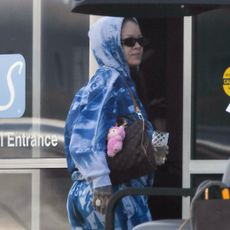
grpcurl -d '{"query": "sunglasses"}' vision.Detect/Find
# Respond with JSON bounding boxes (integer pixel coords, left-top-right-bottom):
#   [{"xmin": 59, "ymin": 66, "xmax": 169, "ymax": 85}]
[{"xmin": 121, "ymin": 37, "xmax": 145, "ymax": 47}]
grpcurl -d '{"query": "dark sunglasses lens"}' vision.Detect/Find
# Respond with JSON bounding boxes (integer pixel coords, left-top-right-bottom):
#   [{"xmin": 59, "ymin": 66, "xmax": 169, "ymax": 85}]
[
  {"xmin": 124, "ymin": 38, "xmax": 136, "ymax": 47},
  {"xmin": 122, "ymin": 37, "xmax": 144, "ymax": 47},
  {"xmin": 137, "ymin": 37, "xmax": 144, "ymax": 46}
]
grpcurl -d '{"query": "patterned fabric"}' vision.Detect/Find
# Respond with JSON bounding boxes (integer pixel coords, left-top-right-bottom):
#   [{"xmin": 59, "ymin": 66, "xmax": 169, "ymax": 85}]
[
  {"xmin": 64, "ymin": 16, "xmax": 155, "ymax": 230},
  {"xmin": 67, "ymin": 176, "xmax": 153, "ymax": 230}
]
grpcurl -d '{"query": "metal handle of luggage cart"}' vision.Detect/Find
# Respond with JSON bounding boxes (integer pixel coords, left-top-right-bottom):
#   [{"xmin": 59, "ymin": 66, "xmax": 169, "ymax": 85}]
[{"xmin": 105, "ymin": 187, "xmax": 195, "ymax": 230}]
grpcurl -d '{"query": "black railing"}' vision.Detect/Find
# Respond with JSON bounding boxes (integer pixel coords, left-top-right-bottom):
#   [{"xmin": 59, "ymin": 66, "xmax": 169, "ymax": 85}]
[{"xmin": 105, "ymin": 187, "xmax": 195, "ymax": 230}]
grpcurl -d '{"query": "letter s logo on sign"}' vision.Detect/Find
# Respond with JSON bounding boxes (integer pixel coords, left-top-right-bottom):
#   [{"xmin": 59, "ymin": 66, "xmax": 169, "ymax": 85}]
[{"xmin": 0, "ymin": 54, "xmax": 25, "ymax": 118}]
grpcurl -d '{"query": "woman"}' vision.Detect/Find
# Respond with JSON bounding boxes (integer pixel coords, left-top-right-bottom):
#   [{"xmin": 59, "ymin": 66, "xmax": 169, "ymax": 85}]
[{"xmin": 64, "ymin": 17, "xmax": 162, "ymax": 230}]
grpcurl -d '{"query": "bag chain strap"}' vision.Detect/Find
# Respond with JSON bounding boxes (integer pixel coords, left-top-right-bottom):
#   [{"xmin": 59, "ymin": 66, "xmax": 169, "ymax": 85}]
[
  {"xmin": 121, "ymin": 78, "xmax": 143, "ymax": 120},
  {"xmin": 122, "ymin": 78, "xmax": 151, "ymax": 162}
]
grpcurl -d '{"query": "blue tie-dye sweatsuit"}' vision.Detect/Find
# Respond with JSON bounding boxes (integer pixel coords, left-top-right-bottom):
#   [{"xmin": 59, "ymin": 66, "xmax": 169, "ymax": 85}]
[{"xmin": 64, "ymin": 17, "xmax": 155, "ymax": 230}]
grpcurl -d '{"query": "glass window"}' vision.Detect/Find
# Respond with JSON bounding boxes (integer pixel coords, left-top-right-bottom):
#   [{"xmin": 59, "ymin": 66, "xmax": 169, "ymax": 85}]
[
  {"xmin": 40, "ymin": 169, "xmax": 71, "ymax": 230},
  {"xmin": 41, "ymin": 0, "xmax": 89, "ymax": 121},
  {"xmin": 0, "ymin": 0, "xmax": 89, "ymax": 159},
  {"xmin": 0, "ymin": 169, "xmax": 71, "ymax": 229},
  {"xmin": 0, "ymin": 173, "xmax": 32, "ymax": 229},
  {"xmin": 191, "ymin": 174, "xmax": 222, "ymax": 188},
  {"xmin": 0, "ymin": 1, "xmax": 85, "ymax": 229},
  {"xmin": 193, "ymin": 8, "xmax": 230, "ymax": 159},
  {"xmin": 0, "ymin": 1, "xmax": 33, "ymax": 159},
  {"xmin": 0, "ymin": 0, "xmax": 32, "ymax": 117},
  {"xmin": 0, "ymin": 118, "xmax": 65, "ymax": 158}
]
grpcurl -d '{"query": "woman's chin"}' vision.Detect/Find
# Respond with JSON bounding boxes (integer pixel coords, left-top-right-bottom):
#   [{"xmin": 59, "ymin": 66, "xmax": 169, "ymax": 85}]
[{"xmin": 128, "ymin": 60, "xmax": 142, "ymax": 67}]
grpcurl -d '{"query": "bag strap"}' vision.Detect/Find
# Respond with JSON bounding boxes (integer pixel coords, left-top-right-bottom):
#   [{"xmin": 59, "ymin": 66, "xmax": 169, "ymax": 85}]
[
  {"xmin": 122, "ymin": 78, "xmax": 143, "ymax": 119},
  {"xmin": 121, "ymin": 78, "xmax": 152, "ymax": 163}
]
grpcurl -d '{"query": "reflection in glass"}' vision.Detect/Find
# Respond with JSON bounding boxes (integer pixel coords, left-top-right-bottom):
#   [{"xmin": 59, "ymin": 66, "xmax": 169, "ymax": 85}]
[
  {"xmin": 0, "ymin": 170, "xmax": 71, "ymax": 230},
  {"xmin": 0, "ymin": 173, "xmax": 31, "ymax": 229},
  {"xmin": 41, "ymin": 0, "xmax": 89, "ymax": 120},
  {"xmin": 0, "ymin": 118, "xmax": 64, "ymax": 158},
  {"xmin": 40, "ymin": 169, "xmax": 71, "ymax": 230},
  {"xmin": 192, "ymin": 174, "xmax": 222, "ymax": 188},
  {"xmin": 193, "ymin": 9, "xmax": 230, "ymax": 159}
]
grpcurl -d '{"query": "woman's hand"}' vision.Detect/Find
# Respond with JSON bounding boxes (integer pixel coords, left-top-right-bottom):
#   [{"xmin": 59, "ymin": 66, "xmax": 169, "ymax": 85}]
[
  {"xmin": 92, "ymin": 185, "xmax": 112, "ymax": 214},
  {"xmin": 153, "ymin": 145, "xmax": 169, "ymax": 165}
]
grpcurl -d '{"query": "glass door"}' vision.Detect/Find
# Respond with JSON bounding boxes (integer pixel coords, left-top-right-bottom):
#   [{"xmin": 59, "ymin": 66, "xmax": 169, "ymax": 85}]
[
  {"xmin": 182, "ymin": 8, "xmax": 230, "ymax": 217},
  {"xmin": 0, "ymin": 0, "xmax": 89, "ymax": 229}
]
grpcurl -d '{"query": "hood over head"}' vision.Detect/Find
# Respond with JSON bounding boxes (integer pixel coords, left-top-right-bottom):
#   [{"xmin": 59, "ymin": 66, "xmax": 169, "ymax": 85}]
[{"xmin": 88, "ymin": 17, "xmax": 130, "ymax": 75}]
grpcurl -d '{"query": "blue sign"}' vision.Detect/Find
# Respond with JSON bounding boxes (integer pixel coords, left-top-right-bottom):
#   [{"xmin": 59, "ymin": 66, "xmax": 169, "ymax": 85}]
[{"xmin": 0, "ymin": 54, "xmax": 26, "ymax": 118}]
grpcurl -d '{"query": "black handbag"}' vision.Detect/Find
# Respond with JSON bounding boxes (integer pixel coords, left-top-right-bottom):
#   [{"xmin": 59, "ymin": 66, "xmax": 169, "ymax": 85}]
[
  {"xmin": 106, "ymin": 80, "xmax": 157, "ymax": 185},
  {"xmin": 191, "ymin": 180, "xmax": 230, "ymax": 230}
]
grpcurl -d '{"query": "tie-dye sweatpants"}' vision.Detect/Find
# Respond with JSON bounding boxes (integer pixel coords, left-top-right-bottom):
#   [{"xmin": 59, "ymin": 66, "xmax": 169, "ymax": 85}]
[{"xmin": 66, "ymin": 175, "xmax": 153, "ymax": 230}]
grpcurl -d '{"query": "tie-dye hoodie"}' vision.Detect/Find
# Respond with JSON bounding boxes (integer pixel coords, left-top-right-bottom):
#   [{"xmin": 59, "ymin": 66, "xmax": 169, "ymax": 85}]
[{"xmin": 64, "ymin": 17, "xmax": 153, "ymax": 189}]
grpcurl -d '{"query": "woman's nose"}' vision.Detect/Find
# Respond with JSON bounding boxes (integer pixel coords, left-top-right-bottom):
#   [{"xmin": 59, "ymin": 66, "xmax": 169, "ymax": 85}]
[{"xmin": 133, "ymin": 41, "xmax": 142, "ymax": 49}]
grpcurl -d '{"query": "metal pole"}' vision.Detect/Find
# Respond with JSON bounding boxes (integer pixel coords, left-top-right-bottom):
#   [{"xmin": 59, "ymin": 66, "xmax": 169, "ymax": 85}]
[{"xmin": 105, "ymin": 187, "xmax": 194, "ymax": 230}]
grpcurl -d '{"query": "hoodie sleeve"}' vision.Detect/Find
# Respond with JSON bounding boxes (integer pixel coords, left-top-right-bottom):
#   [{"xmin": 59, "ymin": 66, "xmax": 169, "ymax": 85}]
[{"xmin": 69, "ymin": 69, "xmax": 118, "ymax": 189}]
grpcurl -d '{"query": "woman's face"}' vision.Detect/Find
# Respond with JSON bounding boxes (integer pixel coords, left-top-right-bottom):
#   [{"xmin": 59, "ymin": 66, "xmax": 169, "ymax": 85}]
[{"xmin": 121, "ymin": 20, "xmax": 144, "ymax": 67}]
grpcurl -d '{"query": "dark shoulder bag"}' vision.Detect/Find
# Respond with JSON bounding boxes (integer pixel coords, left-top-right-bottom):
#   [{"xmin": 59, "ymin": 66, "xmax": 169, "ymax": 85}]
[
  {"xmin": 106, "ymin": 81, "xmax": 157, "ymax": 185},
  {"xmin": 191, "ymin": 180, "xmax": 230, "ymax": 230}
]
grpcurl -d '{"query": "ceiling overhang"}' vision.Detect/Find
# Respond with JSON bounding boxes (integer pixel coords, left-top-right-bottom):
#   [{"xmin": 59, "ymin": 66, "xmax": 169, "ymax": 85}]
[{"xmin": 71, "ymin": 0, "xmax": 230, "ymax": 17}]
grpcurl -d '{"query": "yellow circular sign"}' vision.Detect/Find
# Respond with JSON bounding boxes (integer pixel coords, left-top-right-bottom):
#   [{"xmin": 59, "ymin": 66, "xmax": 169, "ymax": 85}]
[{"xmin": 223, "ymin": 67, "xmax": 230, "ymax": 96}]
